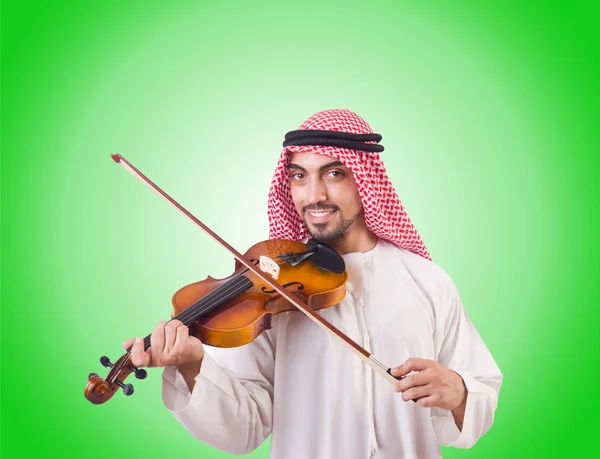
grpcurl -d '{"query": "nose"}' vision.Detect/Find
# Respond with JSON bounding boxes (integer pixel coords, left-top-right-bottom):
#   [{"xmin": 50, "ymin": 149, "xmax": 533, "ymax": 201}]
[{"xmin": 306, "ymin": 177, "xmax": 327, "ymax": 205}]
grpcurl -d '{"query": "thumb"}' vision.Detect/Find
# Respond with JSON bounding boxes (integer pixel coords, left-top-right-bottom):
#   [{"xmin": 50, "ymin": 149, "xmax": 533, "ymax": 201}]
[{"xmin": 391, "ymin": 358, "xmax": 429, "ymax": 377}]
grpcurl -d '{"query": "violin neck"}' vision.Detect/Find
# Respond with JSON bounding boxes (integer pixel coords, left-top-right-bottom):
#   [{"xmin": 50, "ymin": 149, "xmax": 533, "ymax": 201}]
[{"xmin": 140, "ymin": 274, "xmax": 254, "ymax": 351}]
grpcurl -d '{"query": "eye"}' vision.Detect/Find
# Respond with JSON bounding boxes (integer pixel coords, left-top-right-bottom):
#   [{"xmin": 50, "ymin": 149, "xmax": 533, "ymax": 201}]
[
  {"xmin": 327, "ymin": 170, "xmax": 345, "ymax": 178},
  {"xmin": 290, "ymin": 172, "xmax": 304, "ymax": 180}
]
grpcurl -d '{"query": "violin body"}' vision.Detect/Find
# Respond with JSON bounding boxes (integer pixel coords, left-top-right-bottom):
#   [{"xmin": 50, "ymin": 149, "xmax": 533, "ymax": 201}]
[{"xmin": 174, "ymin": 239, "xmax": 348, "ymax": 348}]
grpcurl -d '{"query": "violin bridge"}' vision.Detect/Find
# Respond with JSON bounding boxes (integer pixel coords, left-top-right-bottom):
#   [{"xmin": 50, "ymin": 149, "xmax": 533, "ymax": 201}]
[{"xmin": 259, "ymin": 256, "xmax": 280, "ymax": 280}]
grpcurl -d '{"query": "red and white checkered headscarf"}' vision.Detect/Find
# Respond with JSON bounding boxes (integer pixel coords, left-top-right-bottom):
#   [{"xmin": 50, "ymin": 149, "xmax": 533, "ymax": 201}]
[{"xmin": 267, "ymin": 109, "xmax": 431, "ymax": 261}]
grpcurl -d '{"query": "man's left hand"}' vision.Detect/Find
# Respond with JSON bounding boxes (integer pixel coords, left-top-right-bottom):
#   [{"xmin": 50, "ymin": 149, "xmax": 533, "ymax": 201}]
[{"xmin": 391, "ymin": 358, "xmax": 467, "ymax": 411}]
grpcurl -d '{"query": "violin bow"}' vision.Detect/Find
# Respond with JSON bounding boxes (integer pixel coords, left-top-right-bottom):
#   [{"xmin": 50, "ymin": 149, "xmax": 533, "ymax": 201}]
[{"xmin": 110, "ymin": 154, "xmax": 402, "ymax": 386}]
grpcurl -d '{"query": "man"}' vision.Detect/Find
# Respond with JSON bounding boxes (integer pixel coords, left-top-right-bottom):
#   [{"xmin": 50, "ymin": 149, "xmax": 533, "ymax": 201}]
[{"xmin": 125, "ymin": 109, "xmax": 502, "ymax": 458}]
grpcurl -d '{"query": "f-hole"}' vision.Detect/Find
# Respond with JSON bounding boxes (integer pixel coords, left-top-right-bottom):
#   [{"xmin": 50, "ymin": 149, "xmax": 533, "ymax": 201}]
[{"xmin": 261, "ymin": 282, "xmax": 304, "ymax": 294}]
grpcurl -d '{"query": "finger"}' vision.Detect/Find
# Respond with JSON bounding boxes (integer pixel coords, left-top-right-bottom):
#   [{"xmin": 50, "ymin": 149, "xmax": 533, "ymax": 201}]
[
  {"xmin": 123, "ymin": 338, "xmax": 135, "ymax": 350},
  {"xmin": 163, "ymin": 320, "xmax": 182, "ymax": 354},
  {"xmin": 391, "ymin": 358, "xmax": 435, "ymax": 377},
  {"xmin": 395, "ymin": 371, "xmax": 433, "ymax": 393},
  {"xmin": 150, "ymin": 321, "xmax": 167, "ymax": 366},
  {"xmin": 415, "ymin": 394, "xmax": 441, "ymax": 408},
  {"xmin": 401, "ymin": 383, "xmax": 433, "ymax": 402},
  {"xmin": 130, "ymin": 337, "xmax": 151, "ymax": 367},
  {"xmin": 174, "ymin": 324, "xmax": 189, "ymax": 353}
]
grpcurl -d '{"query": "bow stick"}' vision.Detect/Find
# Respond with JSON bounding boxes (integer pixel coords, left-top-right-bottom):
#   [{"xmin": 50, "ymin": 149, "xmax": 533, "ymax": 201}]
[{"xmin": 111, "ymin": 153, "xmax": 404, "ymax": 386}]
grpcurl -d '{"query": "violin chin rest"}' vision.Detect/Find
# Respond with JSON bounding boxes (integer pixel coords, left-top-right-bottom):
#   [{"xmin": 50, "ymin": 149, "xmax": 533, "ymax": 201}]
[{"xmin": 306, "ymin": 239, "xmax": 346, "ymax": 274}]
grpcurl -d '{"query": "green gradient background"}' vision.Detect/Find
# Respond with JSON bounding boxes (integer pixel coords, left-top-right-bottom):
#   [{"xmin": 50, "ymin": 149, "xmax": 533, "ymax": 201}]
[{"xmin": 2, "ymin": 1, "xmax": 599, "ymax": 458}]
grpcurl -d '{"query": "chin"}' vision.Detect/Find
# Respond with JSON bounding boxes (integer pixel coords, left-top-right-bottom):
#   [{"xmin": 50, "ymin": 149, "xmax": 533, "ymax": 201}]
[{"xmin": 307, "ymin": 224, "xmax": 340, "ymax": 242}]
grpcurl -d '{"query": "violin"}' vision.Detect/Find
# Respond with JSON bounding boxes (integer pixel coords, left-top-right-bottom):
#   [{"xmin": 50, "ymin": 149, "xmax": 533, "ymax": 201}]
[
  {"xmin": 85, "ymin": 154, "xmax": 408, "ymax": 405},
  {"xmin": 85, "ymin": 238, "xmax": 347, "ymax": 404}
]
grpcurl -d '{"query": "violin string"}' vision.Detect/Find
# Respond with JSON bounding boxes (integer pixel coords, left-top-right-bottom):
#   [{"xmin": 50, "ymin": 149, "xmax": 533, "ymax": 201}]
[
  {"xmin": 172, "ymin": 275, "xmax": 252, "ymax": 326},
  {"xmin": 141, "ymin": 277, "xmax": 248, "ymax": 350},
  {"xmin": 160, "ymin": 256, "xmax": 290, "ymax": 331},
  {"xmin": 140, "ymin": 254, "xmax": 300, "ymax": 351},
  {"xmin": 141, "ymin": 274, "xmax": 252, "ymax": 350}
]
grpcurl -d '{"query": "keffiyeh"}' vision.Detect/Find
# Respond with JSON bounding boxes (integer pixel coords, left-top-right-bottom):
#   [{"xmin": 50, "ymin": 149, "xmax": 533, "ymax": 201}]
[{"xmin": 267, "ymin": 109, "xmax": 431, "ymax": 261}]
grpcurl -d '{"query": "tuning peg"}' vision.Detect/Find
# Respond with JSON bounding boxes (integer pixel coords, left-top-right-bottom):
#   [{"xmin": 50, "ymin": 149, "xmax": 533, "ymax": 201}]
[
  {"xmin": 88, "ymin": 373, "xmax": 98, "ymax": 379},
  {"xmin": 100, "ymin": 356, "xmax": 113, "ymax": 368},
  {"xmin": 130, "ymin": 365, "xmax": 147, "ymax": 379},
  {"xmin": 116, "ymin": 380, "xmax": 134, "ymax": 396}
]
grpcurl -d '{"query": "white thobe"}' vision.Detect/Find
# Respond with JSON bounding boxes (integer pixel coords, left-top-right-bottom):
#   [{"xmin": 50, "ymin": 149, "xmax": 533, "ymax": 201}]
[{"xmin": 162, "ymin": 238, "xmax": 503, "ymax": 458}]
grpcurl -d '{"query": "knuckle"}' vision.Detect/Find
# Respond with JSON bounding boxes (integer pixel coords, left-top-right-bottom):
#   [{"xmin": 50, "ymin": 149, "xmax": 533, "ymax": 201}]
[{"xmin": 166, "ymin": 320, "xmax": 179, "ymax": 330}]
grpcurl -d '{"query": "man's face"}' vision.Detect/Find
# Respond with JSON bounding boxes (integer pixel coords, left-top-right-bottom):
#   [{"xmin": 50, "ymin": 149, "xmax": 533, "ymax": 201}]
[{"xmin": 287, "ymin": 151, "xmax": 363, "ymax": 242}]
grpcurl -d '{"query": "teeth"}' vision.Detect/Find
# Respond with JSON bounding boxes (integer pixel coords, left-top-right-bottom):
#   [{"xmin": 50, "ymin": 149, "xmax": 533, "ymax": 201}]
[{"xmin": 309, "ymin": 211, "xmax": 333, "ymax": 217}]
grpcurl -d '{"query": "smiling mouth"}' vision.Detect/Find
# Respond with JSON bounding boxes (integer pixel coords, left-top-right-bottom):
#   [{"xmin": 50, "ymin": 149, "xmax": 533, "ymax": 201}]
[
  {"xmin": 308, "ymin": 210, "xmax": 335, "ymax": 217},
  {"xmin": 305, "ymin": 209, "xmax": 338, "ymax": 223}
]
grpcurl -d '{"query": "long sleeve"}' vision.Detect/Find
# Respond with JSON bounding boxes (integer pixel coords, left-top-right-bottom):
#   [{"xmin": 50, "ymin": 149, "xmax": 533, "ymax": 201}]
[
  {"xmin": 161, "ymin": 330, "xmax": 275, "ymax": 455},
  {"xmin": 430, "ymin": 273, "xmax": 503, "ymax": 448}
]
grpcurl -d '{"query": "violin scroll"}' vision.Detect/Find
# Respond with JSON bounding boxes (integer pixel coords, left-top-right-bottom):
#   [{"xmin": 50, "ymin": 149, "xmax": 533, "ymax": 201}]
[{"xmin": 85, "ymin": 353, "xmax": 142, "ymax": 404}]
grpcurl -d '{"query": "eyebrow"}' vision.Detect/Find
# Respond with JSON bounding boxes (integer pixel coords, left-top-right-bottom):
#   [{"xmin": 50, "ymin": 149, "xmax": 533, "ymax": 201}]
[{"xmin": 287, "ymin": 161, "xmax": 345, "ymax": 174}]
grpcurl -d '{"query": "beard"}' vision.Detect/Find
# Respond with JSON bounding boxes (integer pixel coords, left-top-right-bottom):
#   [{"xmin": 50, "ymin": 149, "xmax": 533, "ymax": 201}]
[{"xmin": 303, "ymin": 206, "xmax": 363, "ymax": 242}]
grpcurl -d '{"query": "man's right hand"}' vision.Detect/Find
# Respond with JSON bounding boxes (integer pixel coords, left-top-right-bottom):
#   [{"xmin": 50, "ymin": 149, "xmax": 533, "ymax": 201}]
[{"xmin": 123, "ymin": 319, "xmax": 205, "ymax": 392}]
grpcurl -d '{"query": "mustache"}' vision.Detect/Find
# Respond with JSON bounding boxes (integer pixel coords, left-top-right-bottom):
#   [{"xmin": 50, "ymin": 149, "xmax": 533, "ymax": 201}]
[{"xmin": 303, "ymin": 204, "xmax": 339, "ymax": 212}]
